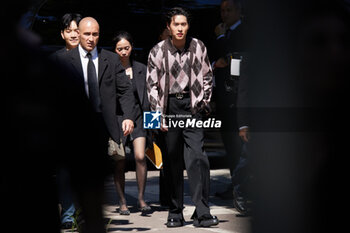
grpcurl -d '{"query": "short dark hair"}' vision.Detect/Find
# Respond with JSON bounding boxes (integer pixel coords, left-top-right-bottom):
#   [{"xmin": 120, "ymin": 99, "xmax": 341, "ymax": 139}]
[
  {"xmin": 60, "ymin": 13, "xmax": 82, "ymax": 31},
  {"xmin": 165, "ymin": 7, "xmax": 191, "ymax": 26}
]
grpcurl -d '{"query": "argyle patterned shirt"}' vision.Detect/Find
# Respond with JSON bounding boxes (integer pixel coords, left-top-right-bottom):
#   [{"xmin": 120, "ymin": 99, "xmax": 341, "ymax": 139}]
[{"xmin": 146, "ymin": 37, "xmax": 213, "ymax": 115}]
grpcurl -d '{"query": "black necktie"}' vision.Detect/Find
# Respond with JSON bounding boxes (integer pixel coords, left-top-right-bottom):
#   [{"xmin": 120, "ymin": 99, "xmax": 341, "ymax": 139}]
[{"xmin": 87, "ymin": 52, "xmax": 101, "ymax": 112}]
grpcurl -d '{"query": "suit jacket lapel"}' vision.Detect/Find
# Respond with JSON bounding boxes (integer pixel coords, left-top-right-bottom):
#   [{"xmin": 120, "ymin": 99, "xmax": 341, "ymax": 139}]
[
  {"xmin": 70, "ymin": 47, "xmax": 84, "ymax": 79},
  {"xmin": 98, "ymin": 48, "xmax": 108, "ymax": 83},
  {"xmin": 133, "ymin": 62, "xmax": 145, "ymax": 106}
]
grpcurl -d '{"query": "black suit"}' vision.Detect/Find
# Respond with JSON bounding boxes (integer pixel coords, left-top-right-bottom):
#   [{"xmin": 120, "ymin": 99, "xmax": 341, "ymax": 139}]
[
  {"xmin": 233, "ymin": 52, "xmax": 251, "ymax": 199},
  {"xmin": 57, "ymin": 46, "xmax": 135, "ymax": 144},
  {"xmin": 50, "ymin": 46, "xmax": 78, "ymax": 226},
  {"xmin": 236, "ymin": 55, "xmax": 249, "ymax": 129},
  {"xmin": 214, "ymin": 21, "xmax": 248, "ymax": 121},
  {"xmin": 55, "ymin": 46, "xmax": 135, "ymax": 232},
  {"xmin": 50, "ymin": 47, "xmax": 66, "ymax": 60},
  {"xmin": 3, "ymin": 28, "xmax": 109, "ymax": 232},
  {"xmin": 213, "ymin": 21, "xmax": 248, "ymax": 173}
]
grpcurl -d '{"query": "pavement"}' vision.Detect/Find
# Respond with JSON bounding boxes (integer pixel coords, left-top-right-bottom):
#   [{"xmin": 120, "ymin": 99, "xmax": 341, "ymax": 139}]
[{"xmin": 62, "ymin": 168, "xmax": 251, "ymax": 233}]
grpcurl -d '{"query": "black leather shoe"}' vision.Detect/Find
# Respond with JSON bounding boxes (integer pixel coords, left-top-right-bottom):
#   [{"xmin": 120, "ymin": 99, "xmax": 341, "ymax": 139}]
[
  {"xmin": 233, "ymin": 191, "xmax": 251, "ymax": 215},
  {"xmin": 166, "ymin": 218, "xmax": 184, "ymax": 227},
  {"xmin": 61, "ymin": 221, "xmax": 74, "ymax": 229},
  {"xmin": 193, "ymin": 214, "xmax": 219, "ymax": 227}
]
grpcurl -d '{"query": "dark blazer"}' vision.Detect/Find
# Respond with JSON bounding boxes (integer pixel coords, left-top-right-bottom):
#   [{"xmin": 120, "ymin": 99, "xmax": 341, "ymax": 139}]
[
  {"xmin": 131, "ymin": 60, "xmax": 150, "ymax": 112},
  {"xmin": 120, "ymin": 60, "xmax": 153, "ymax": 148},
  {"xmin": 212, "ymin": 21, "xmax": 249, "ymax": 131},
  {"xmin": 49, "ymin": 47, "xmax": 67, "ymax": 62},
  {"xmin": 56, "ymin": 46, "xmax": 135, "ymax": 143},
  {"xmin": 213, "ymin": 22, "xmax": 248, "ymax": 99}
]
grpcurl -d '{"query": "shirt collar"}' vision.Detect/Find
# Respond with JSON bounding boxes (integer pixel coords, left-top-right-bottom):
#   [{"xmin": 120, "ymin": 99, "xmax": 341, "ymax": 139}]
[
  {"xmin": 229, "ymin": 19, "xmax": 241, "ymax": 31},
  {"xmin": 164, "ymin": 37, "xmax": 195, "ymax": 55},
  {"xmin": 79, "ymin": 44, "xmax": 98, "ymax": 58}
]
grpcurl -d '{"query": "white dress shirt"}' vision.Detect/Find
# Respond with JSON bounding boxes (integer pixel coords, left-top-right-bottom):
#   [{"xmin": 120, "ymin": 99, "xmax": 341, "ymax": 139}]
[{"xmin": 78, "ymin": 44, "xmax": 99, "ymax": 96}]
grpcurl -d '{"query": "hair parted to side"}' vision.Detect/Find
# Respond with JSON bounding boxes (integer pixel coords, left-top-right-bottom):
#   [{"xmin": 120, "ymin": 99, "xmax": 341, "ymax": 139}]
[
  {"xmin": 165, "ymin": 7, "xmax": 191, "ymax": 26},
  {"xmin": 60, "ymin": 13, "xmax": 82, "ymax": 31}
]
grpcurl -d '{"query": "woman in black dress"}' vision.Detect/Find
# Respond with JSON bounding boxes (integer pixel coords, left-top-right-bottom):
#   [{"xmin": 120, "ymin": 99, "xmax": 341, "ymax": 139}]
[{"xmin": 113, "ymin": 31, "xmax": 151, "ymax": 215}]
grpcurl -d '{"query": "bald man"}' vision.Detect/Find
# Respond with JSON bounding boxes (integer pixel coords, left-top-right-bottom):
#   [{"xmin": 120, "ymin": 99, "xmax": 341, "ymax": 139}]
[
  {"xmin": 57, "ymin": 16, "xmax": 134, "ymax": 139},
  {"xmin": 56, "ymin": 17, "xmax": 135, "ymax": 231}
]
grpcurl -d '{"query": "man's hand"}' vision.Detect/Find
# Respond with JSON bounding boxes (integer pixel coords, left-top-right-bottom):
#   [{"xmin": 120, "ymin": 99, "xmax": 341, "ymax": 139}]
[
  {"xmin": 122, "ymin": 119, "xmax": 134, "ymax": 136},
  {"xmin": 239, "ymin": 127, "xmax": 249, "ymax": 143},
  {"xmin": 215, "ymin": 22, "xmax": 227, "ymax": 37},
  {"xmin": 215, "ymin": 57, "xmax": 228, "ymax": 68}
]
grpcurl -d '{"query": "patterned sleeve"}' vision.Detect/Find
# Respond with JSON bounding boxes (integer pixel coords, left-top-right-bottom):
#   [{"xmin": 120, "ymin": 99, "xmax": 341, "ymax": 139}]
[
  {"xmin": 146, "ymin": 44, "xmax": 162, "ymax": 112},
  {"xmin": 201, "ymin": 42, "xmax": 213, "ymax": 106}
]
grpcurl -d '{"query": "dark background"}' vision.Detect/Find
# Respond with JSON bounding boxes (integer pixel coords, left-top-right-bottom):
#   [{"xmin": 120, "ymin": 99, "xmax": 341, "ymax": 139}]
[{"xmin": 22, "ymin": 0, "xmax": 222, "ymax": 63}]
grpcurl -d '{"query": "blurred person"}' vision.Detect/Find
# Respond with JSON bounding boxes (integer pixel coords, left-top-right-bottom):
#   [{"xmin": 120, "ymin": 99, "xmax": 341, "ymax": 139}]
[
  {"xmin": 159, "ymin": 27, "xmax": 171, "ymax": 41},
  {"xmin": 56, "ymin": 16, "xmax": 135, "ymax": 231},
  {"xmin": 232, "ymin": 53, "xmax": 252, "ymax": 215},
  {"xmin": 297, "ymin": 0, "xmax": 350, "ymax": 105},
  {"xmin": 212, "ymin": 0, "xmax": 248, "ymax": 200},
  {"xmin": 293, "ymin": 2, "xmax": 350, "ymax": 231},
  {"xmin": 2, "ymin": 3, "xmax": 108, "ymax": 233},
  {"xmin": 112, "ymin": 30, "xmax": 152, "ymax": 215},
  {"xmin": 212, "ymin": 0, "xmax": 253, "ymax": 213},
  {"xmin": 50, "ymin": 12, "xmax": 82, "ymax": 230},
  {"xmin": 245, "ymin": 1, "xmax": 350, "ymax": 233},
  {"xmin": 146, "ymin": 7, "xmax": 218, "ymax": 228}
]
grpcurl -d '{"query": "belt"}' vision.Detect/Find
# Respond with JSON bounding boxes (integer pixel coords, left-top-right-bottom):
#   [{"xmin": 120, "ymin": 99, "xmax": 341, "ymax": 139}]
[{"xmin": 169, "ymin": 93, "xmax": 190, "ymax": 100}]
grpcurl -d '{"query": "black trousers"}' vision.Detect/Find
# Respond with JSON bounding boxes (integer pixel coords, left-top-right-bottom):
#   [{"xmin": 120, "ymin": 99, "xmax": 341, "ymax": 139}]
[
  {"xmin": 216, "ymin": 104, "xmax": 242, "ymax": 175},
  {"xmin": 163, "ymin": 96, "xmax": 211, "ymax": 220},
  {"xmin": 214, "ymin": 85, "xmax": 242, "ymax": 173}
]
